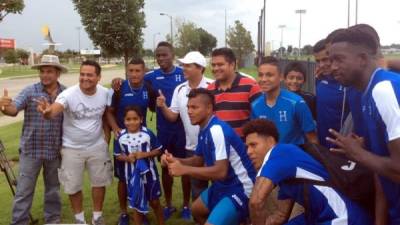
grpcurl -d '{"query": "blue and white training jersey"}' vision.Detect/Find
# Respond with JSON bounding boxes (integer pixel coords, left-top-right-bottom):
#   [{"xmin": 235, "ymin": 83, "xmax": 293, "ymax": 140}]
[
  {"xmin": 258, "ymin": 144, "xmax": 371, "ymax": 225},
  {"xmin": 361, "ymin": 68, "xmax": 400, "ymax": 224},
  {"xmin": 251, "ymin": 89, "xmax": 316, "ymax": 145},
  {"xmin": 195, "ymin": 116, "xmax": 256, "ymax": 206},
  {"xmin": 316, "ymin": 75, "xmax": 349, "ymax": 148},
  {"xmin": 114, "ymin": 127, "xmax": 162, "ymax": 182},
  {"xmin": 111, "ymin": 80, "xmax": 151, "ymax": 128},
  {"xmin": 144, "ymin": 67, "xmax": 186, "ymax": 133}
]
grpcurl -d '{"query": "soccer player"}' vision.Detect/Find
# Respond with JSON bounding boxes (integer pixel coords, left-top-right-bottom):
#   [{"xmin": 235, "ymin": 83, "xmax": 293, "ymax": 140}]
[
  {"xmin": 106, "ymin": 58, "xmax": 156, "ymax": 224},
  {"xmin": 327, "ymin": 26, "xmax": 400, "ymax": 225},
  {"xmin": 244, "ymin": 119, "xmax": 372, "ymax": 225},
  {"xmin": 251, "ymin": 56, "xmax": 318, "ymax": 145},
  {"xmin": 157, "ymin": 51, "xmax": 212, "ymax": 204},
  {"xmin": 144, "ymin": 41, "xmax": 188, "ymax": 220},
  {"xmin": 161, "ymin": 88, "xmax": 256, "ymax": 225},
  {"xmin": 114, "ymin": 106, "xmax": 164, "ymax": 225},
  {"xmin": 207, "ymin": 47, "xmax": 262, "ymax": 137},
  {"xmin": 283, "ymin": 61, "xmax": 316, "ymax": 119},
  {"xmin": 313, "ymin": 37, "xmax": 349, "ymax": 147}
]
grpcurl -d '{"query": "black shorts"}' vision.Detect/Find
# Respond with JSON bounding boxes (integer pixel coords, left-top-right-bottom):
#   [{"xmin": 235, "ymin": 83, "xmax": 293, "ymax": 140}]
[{"xmin": 158, "ymin": 130, "xmax": 186, "ymax": 158}]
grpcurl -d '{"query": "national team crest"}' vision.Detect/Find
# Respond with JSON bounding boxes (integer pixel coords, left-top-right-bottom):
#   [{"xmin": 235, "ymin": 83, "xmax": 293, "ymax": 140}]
[
  {"xmin": 279, "ymin": 110, "xmax": 288, "ymax": 122},
  {"xmin": 175, "ymin": 74, "xmax": 182, "ymax": 82}
]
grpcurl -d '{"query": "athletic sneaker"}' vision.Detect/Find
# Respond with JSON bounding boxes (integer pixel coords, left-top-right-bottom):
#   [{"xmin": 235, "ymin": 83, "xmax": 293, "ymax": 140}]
[
  {"xmin": 163, "ymin": 206, "xmax": 177, "ymax": 220},
  {"xmin": 118, "ymin": 213, "xmax": 129, "ymax": 225},
  {"xmin": 92, "ymin": 216, "xmax": 106, "ymax": 225},
  {"xmin": 181, "ymin": 206, "xmax": 192, "ymax": 220}
]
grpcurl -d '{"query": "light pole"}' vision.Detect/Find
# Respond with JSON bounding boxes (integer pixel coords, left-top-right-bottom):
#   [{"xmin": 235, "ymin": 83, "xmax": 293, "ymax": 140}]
[
  {"xmin": 355, "ymin": 0, "xmax": 358, "ymax": 24},
  {"xmin": 160, "ymin": 13, "xmax": 173, "ymax": 46},
  {"xmin": 76, "ymin": 26, "xmax": 81, "ymax": 59},
  {"xmin": 278, "ymin": 25, "xmax": 286, "ymax": 58},
  {"xmin": 295, "ymin": 9, "xmax": 306, "ymax": 57},
  {"xmin": 347, "ymin": 0, "xmax": 351, "ymax": 27},
  {"xmin": 263, "ymin": 0, "xmax": 266, "ymax": 57},
  {"xmin": 225, "ymin": 8, "xmax": 227, "ymax": 47},
  {"xmin": 153, "ymin": 32, "xmax": 160, "ymax": 67}
]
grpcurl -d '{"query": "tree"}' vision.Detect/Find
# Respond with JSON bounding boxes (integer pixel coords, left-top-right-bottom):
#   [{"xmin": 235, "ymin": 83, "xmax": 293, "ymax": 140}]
[
  {"xmin": 287, "ymin": 45, "xmax": 293, "ymax": 55},
  {"xmin": 174, "ymin": 21, "xmax": 217, "ymax": 57},
  {"xmin": 197, "ymin": 28, "xmax": 217, "ymax": 56},
  {"xmin": 16, "ymin": 48, "xmax": 29, "ymax": 59},
  {"xmin": 301, "ymin": 44, "xmax": 313, "ymax": 56},
  {"xmin": 15, "ymin": 48, "xmax": 29, "ymax": 64},
  {"xmin": 143, "ymin": 49, "xmax": 153, "ymax": 57},
  {"xmin": 62, "ymin": 49, "xmax": 79, "ymax": 58},
  {"xmin": 0, "ymin": 0, "xmax": 24, "ymax": 22},
  {"xmin": 278, "ymin": 47, "xmax": 286, "ymax": 57},
  {"xmin": 227, "ymin": 20, "xmax": 255, "ymax": 68},
  {"xmin": 175, "ymin": 21, "xmax": 200, "ymax": 57},
  {"xmin": 72, "ymin": 0, "xmax": 145, "ymax": 71},
  {"xmin": 4, "ymin": 49, "xmax": 17, "ymax": 63}
]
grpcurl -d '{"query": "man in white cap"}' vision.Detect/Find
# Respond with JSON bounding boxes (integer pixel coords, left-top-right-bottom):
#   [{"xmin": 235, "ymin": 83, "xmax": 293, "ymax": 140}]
[
  {"xmin": 157, "ymin": 51, "xmax": 212, "ymax": 209},
  {"xmin": 0, "ymin": 55, "xmax": 67, "ymax": 225}
]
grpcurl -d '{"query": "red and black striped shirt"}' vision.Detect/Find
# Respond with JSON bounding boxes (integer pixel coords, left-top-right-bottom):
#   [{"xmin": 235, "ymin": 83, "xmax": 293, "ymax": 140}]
[{"xmin": 208, "ymin": 73, "xmax": 262, "ymax": 137}]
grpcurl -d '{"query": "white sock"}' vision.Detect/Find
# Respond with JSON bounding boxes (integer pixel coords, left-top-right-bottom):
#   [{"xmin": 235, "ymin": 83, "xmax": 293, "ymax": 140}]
[
  {"xmin": 93, "ymin": 211, "xmax": 102, "ymax": 220},
  {"xmin": 75, "ymin": 211, "xmax": 85, "ymax": 222}
]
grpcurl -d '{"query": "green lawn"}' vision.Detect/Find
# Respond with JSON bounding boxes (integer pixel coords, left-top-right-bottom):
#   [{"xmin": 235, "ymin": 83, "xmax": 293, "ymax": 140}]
[{"xmin": 0, "ymin": 114, "xmax": 195, "ymax": 225}]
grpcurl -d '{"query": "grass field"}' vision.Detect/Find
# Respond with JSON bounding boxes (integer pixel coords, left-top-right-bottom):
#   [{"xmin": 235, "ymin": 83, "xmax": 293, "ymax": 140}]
[{"xmin": 0, "ymin": 116, "xmax": 196, "ymax": 225}]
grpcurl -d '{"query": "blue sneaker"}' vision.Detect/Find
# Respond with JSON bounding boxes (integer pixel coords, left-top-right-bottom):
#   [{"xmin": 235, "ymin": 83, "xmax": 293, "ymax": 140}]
[
  {"xmin": 163, "ymin": 206, "xmax": 177, "ymax": 220},
  {"xmin": 181, "ymin": 206, "xmax": 192, "ymax": 220},
  {"xmin": 118, "ymin": 213, "xmax": 129, "ymax": 225}
]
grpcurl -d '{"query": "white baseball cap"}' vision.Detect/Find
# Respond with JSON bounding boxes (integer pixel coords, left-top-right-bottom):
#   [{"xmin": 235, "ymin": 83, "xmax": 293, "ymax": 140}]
[{"xmin": 177, "ymin": 51, "xmax": 207, "ymax": 68}]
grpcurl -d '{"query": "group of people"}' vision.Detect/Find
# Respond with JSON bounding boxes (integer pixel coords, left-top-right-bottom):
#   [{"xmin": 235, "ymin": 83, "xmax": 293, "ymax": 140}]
[{"xmin": 1, "ymin": 23, "xmax": 400, "ymax": 225}]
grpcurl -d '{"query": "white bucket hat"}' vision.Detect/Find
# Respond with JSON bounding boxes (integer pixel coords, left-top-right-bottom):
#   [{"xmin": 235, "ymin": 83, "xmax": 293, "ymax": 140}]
[{"xmin": 31, "ymin": 55, "xmax": 68, "ymax": 73}]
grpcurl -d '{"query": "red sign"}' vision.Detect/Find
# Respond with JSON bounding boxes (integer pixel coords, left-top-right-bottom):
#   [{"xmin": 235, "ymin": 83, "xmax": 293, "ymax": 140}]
[{"xmin": 0, "ymin": 38, "xmax": 16, "ymax": 49}]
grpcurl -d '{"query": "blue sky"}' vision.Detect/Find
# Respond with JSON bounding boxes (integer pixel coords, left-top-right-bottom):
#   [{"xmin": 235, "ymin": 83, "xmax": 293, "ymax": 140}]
[{"xmin": 1, "ymin": 0, "xmax": 399, "ymax": 53}]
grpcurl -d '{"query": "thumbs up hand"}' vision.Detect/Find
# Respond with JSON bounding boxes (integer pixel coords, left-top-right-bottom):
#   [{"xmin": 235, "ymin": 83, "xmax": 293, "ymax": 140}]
[
  {"xmin": 156, "ymin": 89, "xmax": 167, "ymax": 108},
  {"xmin": 0, "ymin": 89, "xmax": 12, "ymax": 111}
]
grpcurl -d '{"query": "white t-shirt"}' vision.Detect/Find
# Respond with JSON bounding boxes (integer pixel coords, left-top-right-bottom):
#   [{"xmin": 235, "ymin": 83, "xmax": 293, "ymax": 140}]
[
  {"xmin": 107, "ymin": 88, "xmax": 114, "ymax": 106},
  {"xmin": 169, "ymin": 76, "xmax": 213, "ymax": 150},
  {"xmin": 56, "ymin": 84, "xmax": 109, "ymax": 149}
]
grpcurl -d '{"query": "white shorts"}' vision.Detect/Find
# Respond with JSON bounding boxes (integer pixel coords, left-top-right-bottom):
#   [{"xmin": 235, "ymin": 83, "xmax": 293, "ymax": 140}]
[{"xmin": 58, "ymin": 142, "xmax": 113, "ymax": 194}]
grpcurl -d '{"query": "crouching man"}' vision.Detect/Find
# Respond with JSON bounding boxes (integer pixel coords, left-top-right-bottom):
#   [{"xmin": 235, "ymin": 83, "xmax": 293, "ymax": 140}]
[{"xmin": 244, "ymin": 119, "xmax": 371, "ymax": 225}]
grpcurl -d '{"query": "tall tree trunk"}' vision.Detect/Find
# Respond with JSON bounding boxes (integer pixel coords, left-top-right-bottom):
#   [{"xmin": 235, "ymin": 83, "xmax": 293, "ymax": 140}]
[{"xmin": 124, "ymin": 50, "xmax": 129, "ymax": 78}]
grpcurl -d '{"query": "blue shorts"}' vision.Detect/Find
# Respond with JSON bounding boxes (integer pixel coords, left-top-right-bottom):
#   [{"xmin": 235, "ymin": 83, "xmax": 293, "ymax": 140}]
[
  {"xmin": 128, "ymin": 173, "xmax": 162, "ymax": 212},
  {"xmin": 144, "ymin": 173, "xmax": 162, "ymax": 201},
  {"xmin": 157, "ymin": 130, "xmax": 186, "ymax": 158},
  {"xmin": 200, "ymin": 188, "xmax": 248, "ymax": 225}
]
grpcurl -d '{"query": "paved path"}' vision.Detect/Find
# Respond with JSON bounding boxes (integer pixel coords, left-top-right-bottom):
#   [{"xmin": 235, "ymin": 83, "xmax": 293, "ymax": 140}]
[{"xmin": 0, "ymin": 69, "xmax": 124, "ymax": 127}]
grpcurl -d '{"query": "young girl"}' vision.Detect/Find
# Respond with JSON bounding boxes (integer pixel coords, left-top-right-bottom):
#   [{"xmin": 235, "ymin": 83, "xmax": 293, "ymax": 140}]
[
  {"xmin": 114, "ymin": 106, "xmax": 164, "ymax": 225},
  {"xmin": 283, "ymin": 61, "xmax": 317, "ymax": 119}
]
